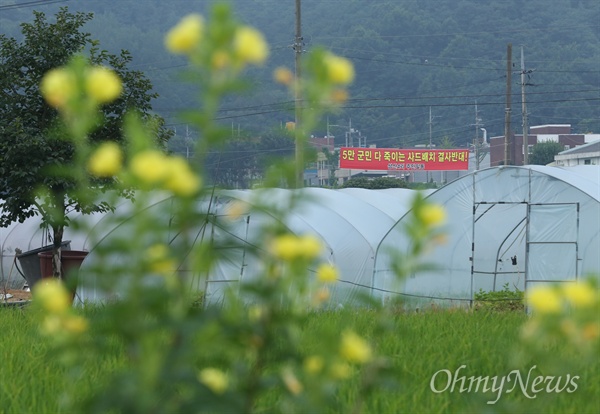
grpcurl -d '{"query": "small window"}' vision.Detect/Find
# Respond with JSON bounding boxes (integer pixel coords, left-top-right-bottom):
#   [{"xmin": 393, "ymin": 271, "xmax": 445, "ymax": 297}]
[
  {"xmin": 564, "ymin": 145, "xmax": 570, "ymax": 151},
  {"xmin": 584, "ymin": 159, "xmax": 591, "ymax": 165}
]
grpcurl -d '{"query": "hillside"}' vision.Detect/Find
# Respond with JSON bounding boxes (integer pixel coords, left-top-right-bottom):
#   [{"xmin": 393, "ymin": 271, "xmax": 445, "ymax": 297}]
[{"xmin": 1, "ymin": 0, "xmax": 598, "ymax": 151}]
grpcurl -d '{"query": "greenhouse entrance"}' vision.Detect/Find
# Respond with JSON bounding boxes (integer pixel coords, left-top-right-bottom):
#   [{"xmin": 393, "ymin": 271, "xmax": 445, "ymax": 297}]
[{"xmin": 471, "ymin": 202, "xmax": 579, "ymax": 298}]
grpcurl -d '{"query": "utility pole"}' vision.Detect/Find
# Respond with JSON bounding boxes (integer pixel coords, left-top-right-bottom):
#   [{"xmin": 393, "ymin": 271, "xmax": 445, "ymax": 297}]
[
  {"xmin": 520, "ymin": 45, "xmax": 529, "ymax": 165},
  {"xmin": 504, "ymin": 43, "xmax": 512, "ymax": 166},
  {"xmin": 294, "ymin": 0, "xmax": 303, "ymax": 187},
  {"xmin": 426, "ymin": 107, "xmax": 440, "ymax": 183},
  {"xmin": 473, "ymin": 103, "xmax": 483, "ymax": 170}
]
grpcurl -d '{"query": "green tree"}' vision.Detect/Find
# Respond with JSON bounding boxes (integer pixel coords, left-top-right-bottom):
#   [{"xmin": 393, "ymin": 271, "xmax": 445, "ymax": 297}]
[
  {"xmin": 0, "ymin": 8, "xmax": 170, "ymax": 278},
  {"xmin": 529, "ymin": 141, "xmax": 564, "ymax": 165}
]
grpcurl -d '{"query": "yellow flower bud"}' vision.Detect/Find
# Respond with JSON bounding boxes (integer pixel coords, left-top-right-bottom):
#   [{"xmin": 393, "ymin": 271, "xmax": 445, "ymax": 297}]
[
  {"xmin": 224, "ymin": 201, "xmax": 249, "ymax": 221},
  {"xmin": 303, "ymin": 355, "xmax": 324, "ymax": 375},
  {"xmin": 418, "ymin": 204, "xmax": 447, "ymax": 228},
  {"xmin": 211, "ymin": 50, "xmax": 231, "ymax": 70},
  {"xmin": 316, "ymin": 263, "xmax": 338, "ymax": 283},
  {"xmin": 198, "ymin": 368, "xmax": 228, "ymax": 394},
  {"xmin": 340, "ymin": 330, "xmax": 372, "ymax": 364},
  {"xmin": 234, "ymin": 26, "xmax": 268, "ymax": 65},
  {"xmin": 248, "ymin": 304, "xmax": 265, "ymax": 322},
  {"xmin": 165, "ymin": 14, "xmax": 204, "ymax": 54},
  {"xmin": 63, "ymin": 314, "xmax": 89, "ymax": 334},
  {"xmin": 41, "ymin": 314, "xmax": 63, "ymax": 336},
  {"xmin": 164, "ymin": 157, "xmax": 201, "ymax": 196},
  {"xmin": 130, "ymin": 150, "xmax": 170, "ymax": 185},
  {"xmin": 526, "ymin": 285, "xmax": 562, "ymax": 314},
  {"xmin": 146, "ymin": 244, "xmax": 177, "ymax": 276},
  {"xmin": 88, "ymin": 142, "xmax": 123, "ymax": 177},
  {"xmin": 324, "ymin": 53, "xmax": 354, "ymax": 84},
  {"xmin": 270, "ymin": 234, "xmax": 322, "ymax": 261},
  {"xmin": 582, "ymin": 322, "xmax": 600, "ymax": 341},
  {"xmin": 34, "ymin": 279, "xmax": 71, "ymax": 314},
  {"xmin": 562, "ymin": 283, "xmax": 596, "ymax": 308},
  {"xmin": 330, "ymin": 88, "xmax": 349, "ymax": 104},
  {"xmin": 274, "ymin": 67, "xmax": 293, "ymax": 85},
  {"xmin": 298, "ymin": 235, "xmax": 322, "ymax": 260},
  {"xmin": 329, "ymin": 361, "xmax": 352, "ymax": 380},
  {"xmin": 313, "ymin": 287, "xmax": 330, "ymax": 305},
  {"xmin": 40, "ymin": 68, "xmax": 76, "ymax": 109},
  {"xmin": 85, "ymin": 66, "xmax": 122, "ymax": 104},
  {"xmin": 270, "ymin": 234, "xmax": 298, "ymax": 261}
]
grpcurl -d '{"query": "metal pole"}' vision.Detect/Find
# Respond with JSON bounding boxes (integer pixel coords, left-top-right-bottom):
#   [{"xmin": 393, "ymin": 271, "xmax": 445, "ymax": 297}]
[
  {"xmin": 504, "ymin": 43, "xmax": 512, "ymax": 166},
  {"xmin": 294, "ymin": 0, "xmax": 303, "ymax": 187},
  {"xmin": 521, "ymin": 45, "xmax": 528, "ymax": 165}
]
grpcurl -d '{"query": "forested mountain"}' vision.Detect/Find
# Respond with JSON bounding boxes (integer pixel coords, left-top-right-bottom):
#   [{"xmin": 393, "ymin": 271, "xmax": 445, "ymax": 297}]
[{"xmin": 1, "ymin": 0, "xmax": 599, "ymax": 154}]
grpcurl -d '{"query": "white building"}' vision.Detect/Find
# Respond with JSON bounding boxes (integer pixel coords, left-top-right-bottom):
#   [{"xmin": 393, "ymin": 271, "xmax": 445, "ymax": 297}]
[{"xmin": 553, "ymin": 140, "xmax": 600, "ymax": 166}]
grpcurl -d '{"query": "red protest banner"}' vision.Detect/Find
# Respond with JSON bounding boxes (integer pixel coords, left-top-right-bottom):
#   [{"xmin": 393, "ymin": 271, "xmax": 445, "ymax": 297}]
[{"xmin": 339, "ymin": 147, "xmax": 470, "ymax": 171}]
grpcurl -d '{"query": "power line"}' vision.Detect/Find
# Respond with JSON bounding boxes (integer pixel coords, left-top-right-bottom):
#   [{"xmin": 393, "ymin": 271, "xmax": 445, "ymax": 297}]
[{"xmin": 0, "ymin": 0, "xmax": 69, "ymax": 10}]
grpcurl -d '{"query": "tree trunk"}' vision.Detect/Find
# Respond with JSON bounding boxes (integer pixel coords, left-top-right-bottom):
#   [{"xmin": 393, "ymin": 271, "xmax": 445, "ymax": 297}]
[{"xmin": 52, "ymin": 224, "xmax": 65, "ymax": 279}]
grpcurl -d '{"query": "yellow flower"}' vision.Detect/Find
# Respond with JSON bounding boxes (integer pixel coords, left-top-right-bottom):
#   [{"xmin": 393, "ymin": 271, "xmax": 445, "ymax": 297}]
[
  {"xmin": 324, "ymin": 53, "xmax": 354, "ymax": 84},
  {"xmin": 329, "ymin": 361, "xmax": 352, "ymax": 380},
  {"xmin": 560, "ymin": 318, "xmax": 577, "ymax": 336},
  {"xmin": 40, "ymin": 68, "xmax": 76, "ymax": 109},
  {"xmin": 270, "ymin": 234, "xmax": 298, "ymax": 261},
  {"xmin": 316, "ymin": 263, "xmax": 338, "ymax": 283},
  {"xmin": 224, "ymin": 201, "xmax": 249, "ymax": 221},
  {"xmin": 298, "ymin": 235, "xmax": 322, "ymax": 259},
  {"xmin": 270, "ymin": 234, "xmax": 322, "ymax": 261},
  {"xmin": 234, "ymin": 26, "xmax": 268, "ymax": 65},
  {"xmin": 330, "ymin": 88, "xmax": 349, "ymax": 104},
  {"xmin": 340, "ymin": 330, "xmax": 372, "ymax": 364},
  {"xmin": 562, "ymin": 283, "xmax": 596, "ymax": 308},
  {"xmin": 419, "ymin": 204, "xmax": 447, "ymax": 227},
  {"xmin": 526, "ymin": 285, "xmax": 562, "ymax": 314},
  {"xmin": 85, "ymin": 66, "xmax": 122, "ymax": 104},
  {"xmin": 198, "ymin": 368, "xmax": 228, "ymax": 394},
  {"xmin": 303, "ymin": 355, "xmax": 324, "ymax": 375},
  {"xmin": 582, "ymin": 322, "xmax": 600, "ymax": 341},
  {"xmin": 165, "ymin": 14, "xmax": 204, "ymax": 54},
  {"xmin": 248, "ymin": 304, "xmax": 265, "ymax": 322},
  {"xmin": 41, "ymin": 314, "xmax": 63, "ymax": 336},
  {"xmin": 130, "ymin": 150, "xmax": 170, "ymax": 185},
  {"xmin": 313, "ymin": 287, "xmax": 330, "ymax": 305},
  {"xmin": 34, "ymin": 279, "xmax": 71, "ymax": 314},
  {"xmin": 146, "ymin": 244, "xmax": 177, "ymax": 276},
  {"xmin": 63, "ymin": 314, "xmax": 89, "ymax": 334},
  {"xmin": 274, "ymin": 66, "xmax": 293, "ymax": 85},
  {"xmin": 88, "ymin": 142, "xmax": 123, "ymax": 177},
  {"xmin": 282, "ymin": 367, "xmax": 303, "ymax": 395},
  {"xmin": 164, "ymin": 157, "xmax": 201, "ymax": 196}
]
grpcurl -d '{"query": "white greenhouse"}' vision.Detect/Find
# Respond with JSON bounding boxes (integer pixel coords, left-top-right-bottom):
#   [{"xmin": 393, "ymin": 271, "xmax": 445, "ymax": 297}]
[
  {"xmin": 2, "ymin": 165, "xmax": 598, "ymax": 307},
  {"xmin": 1, "ymin": 188, "xmax": 430, "ymax": 306},
  {"xmin": 72, "ymin": 187, "xmax": 432, "ymax": 306},
  {"xmin": 374, "ymin": 165, "xmax": 600, "ymax": 306}
]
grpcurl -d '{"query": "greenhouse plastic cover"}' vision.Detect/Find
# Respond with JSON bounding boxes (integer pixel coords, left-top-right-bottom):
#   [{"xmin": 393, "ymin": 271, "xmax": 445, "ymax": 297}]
[
  {"xmin": 2, "ymin": 165, "xmax": 598, "ymax": 306},
  {"xmin": 375, "ymin": 165, "xmax": 600, "ymax": 306},
  {"xmin": 1, "ymin": 188, "xmax": 430, "ymax": 305}
]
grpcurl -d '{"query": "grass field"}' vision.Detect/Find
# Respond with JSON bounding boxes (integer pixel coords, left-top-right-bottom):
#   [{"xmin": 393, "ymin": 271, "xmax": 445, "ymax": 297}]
[{"xmin": 0, "ymin": 306, "xmax": 598, "ymax": 413}]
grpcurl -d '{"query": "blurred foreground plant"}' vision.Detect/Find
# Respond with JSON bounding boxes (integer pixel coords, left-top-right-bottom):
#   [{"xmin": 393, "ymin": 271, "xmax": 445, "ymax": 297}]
[
  {"xmin": 34, "ymin": 4, "xmax": 448, "ymax": 414},
  {"xmin": 521, "ymin": 279, "xmax": 599, "ymax": 359}
]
